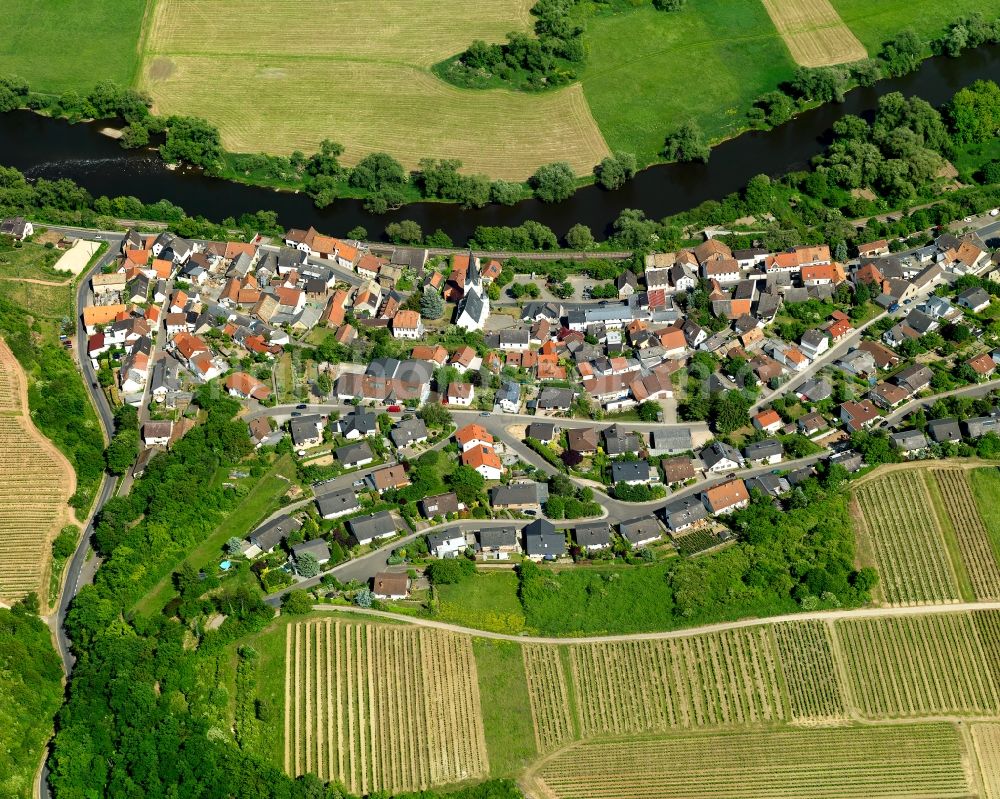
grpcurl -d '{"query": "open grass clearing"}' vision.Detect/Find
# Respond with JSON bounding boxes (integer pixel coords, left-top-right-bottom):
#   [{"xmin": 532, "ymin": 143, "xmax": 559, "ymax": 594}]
[
  {"xmin": 761, "ymin": 0, "xmax": 867, "ymax": 67},
  {"xmin": 530, "ymin": 724, "xmax": 974, "ymax": 799},
  {"xmin": 0, "ymin": 0, "xmax": 148, "ymax": 92},
  {"xmin": 434, "ymin": 571, "xmax": 526, "ymax": 634},
  {"xmin": 472, "ymin": 638, "xmax": 538, "ymax": 778},
  {"xmin": 578, "ymin": 0, "xmax": 798, "ymax": 162},
  {"xmin": 830, "ymin": 0, "xmax": 1000, "ymax": 51},
  {"xmin": 142, "ymin": 1, "xmax": 609, "ymax": 178},
  {"xmin": 133, "ymin": 453, "xmax": 295, "ymax": 616}
]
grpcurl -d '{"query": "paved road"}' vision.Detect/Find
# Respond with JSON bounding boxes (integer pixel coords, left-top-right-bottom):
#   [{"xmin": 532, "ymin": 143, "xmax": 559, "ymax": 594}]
[
  {"xmin": 312, "ymin": 598, "xmax": 1000, "ymax": 643},
  {"xmin": 882, "ymin": 377, "xmax": 1000, "ymax": 426}
]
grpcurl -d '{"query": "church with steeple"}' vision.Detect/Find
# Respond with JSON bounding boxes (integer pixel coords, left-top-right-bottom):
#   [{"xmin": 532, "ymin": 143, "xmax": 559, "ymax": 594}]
[{"xmin": 454, "ymin": 249, "xmax": 490, "ymax": 331}]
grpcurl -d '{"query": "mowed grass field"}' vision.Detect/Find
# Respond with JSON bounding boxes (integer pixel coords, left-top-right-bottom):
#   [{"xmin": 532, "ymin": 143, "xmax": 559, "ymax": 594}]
[
  {"xmin": 830, "ymin": 0, "xmax": 1000, "ymax": 51},
  {"xmin": 760, "ymin": 0, "xmax": 867, "ymax": 67},
  {"xmin": 0, "ymin": 338, "xmax": 75, "ymax": 605},
  {"xmin": 578, "ymin": 0, "xmax": 800, "ymax": 163},
  {"xmin": 141, "ymin": 0, "xmax": 610, "ymax": 179},
  {"xmin": 0, "ymin": 0, "xmax": 148, "ymax": 92}
]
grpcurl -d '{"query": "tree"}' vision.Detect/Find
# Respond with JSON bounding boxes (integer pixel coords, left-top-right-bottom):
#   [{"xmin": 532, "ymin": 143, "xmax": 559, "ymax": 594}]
[
  {"xmin": 346, "ymin": 225, "xmax": 368, "ymax": 240},
  {"xmin": 566, "ymin": 223, "xmax": 595, "ymax": 250},
  {"xmin": 530, "ymin": 162, "xmax": 577, "ymax": 202},
  {"xmin": 879, "ymin": 29, "xmax": 923, "ymax": 77},
  {"xmin": 296, "ymin": 552, "xmax": 320, "ymax": 578},
  {"xmin": 104, "ymin": 428, "xmax": 138, "ymax": 475},
  {"xmin": 652, "ymin": 0, "xmax": 686, "ymax": 9},
  {"xmin": 420, "ymin": 287, "xmax": 445, "ymax": 319},
  {"xmin": 354, "ymin": 587, "xmax": 375, "ymax": 608},
  {"xmin": 225, "ymin": 537, "xmax": 244, "ymax": 556},
  {"xmin": 316, "ymin": 373, "xmax": 332, "ymax": 396},
  {"xmin": 160, "ymin": 115, "xmax": 223, "ymax": 170},
  {"xmin": 425, "ymin": 558, "xmax": 475, "ymax": 584},
  {"xmin": 119, "ymin": 123, "xmax": 149, "ymax": 149},
  {"xmin": 595, "ymin": 152, "xmax": 636, "ymax": 190},
  {"xmin": 449, "ymin": 465, "xmax": 485, "ymax": 504},
  {"xmin": 948, "ymin": 80, "xmax": 1000, "ymax": 145},
  {"xmin": 418, "ymin": 402, "xmax": 452, "ymax": 428},
  {"xmin": 384, "ymin": 219, "xmax": 422, "ymax": 244},
  {"xmin": 349, "ymin": 152, "xmax": 406, "ymax": 190},
  {"xmin": 663, "ymin": 120, "xmax": 710, "ymax": 163},
  {"xmin": 282, "ymin": 590, "xmax": 312, "ymax": 614},
  {"xmin": 637, "ymin": 401, "xmax": 661, "ymax": 422}
]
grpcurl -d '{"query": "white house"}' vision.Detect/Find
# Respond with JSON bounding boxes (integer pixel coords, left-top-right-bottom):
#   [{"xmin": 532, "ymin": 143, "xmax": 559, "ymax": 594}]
[
  {"xmin": 391, "ymin": 310, "xmax": 424, "ymax": 340},
  {"xmin": 428, "ymin": 530, "xmax": 467, "ymax": 559},
  {"xmin": 0, "ymin": 217, "xmax": 33, "ymax": 241},
  {"xmin": 446, "ymin": 382, "xmax": 474, "ymax": 406},
  {"xmin": 799, "ymin": 329, "xmax": 829, "ymax": 361},
  {"xmin": 141, "ymin": 421, "xmax": 172, "ymax": 447}
]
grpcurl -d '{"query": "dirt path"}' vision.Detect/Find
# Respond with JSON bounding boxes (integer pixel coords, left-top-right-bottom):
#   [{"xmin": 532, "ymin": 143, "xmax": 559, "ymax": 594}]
[
  {"xmin": 0, "ymin": 276, "xmax": 73, "ymax": 287},
  {"xmin": 311, "ymin": 599, "xmax": 1000, "ymax": 645},
  {"xmin": 0, "ymin": 338, "xmax": 78, "ymax": 614}
]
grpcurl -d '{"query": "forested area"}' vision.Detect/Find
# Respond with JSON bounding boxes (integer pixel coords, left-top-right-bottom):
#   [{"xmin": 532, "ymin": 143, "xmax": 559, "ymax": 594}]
[
  {"xmin": 518, "ymin": 466, "xmax": 874, "ymax": 635},
  {"xmin": 0, "ymin": 598, "xmax": 64, "ymax": 799}
]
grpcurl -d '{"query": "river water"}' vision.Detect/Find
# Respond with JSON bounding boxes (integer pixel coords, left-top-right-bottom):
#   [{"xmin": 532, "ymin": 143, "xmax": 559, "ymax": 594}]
[{"xmin": 1, "ymin": 46, "xmax": 999, "ymax": 242}]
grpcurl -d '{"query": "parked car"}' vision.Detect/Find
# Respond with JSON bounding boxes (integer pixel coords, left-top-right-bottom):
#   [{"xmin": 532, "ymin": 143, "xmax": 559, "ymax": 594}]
[
  {"xmin": 296, "ymin": 403, "xmax": 307, "ymax": 409},
  {"xmin": 386, "ymin": 405, "xmax": 402, "ymax": 412}
]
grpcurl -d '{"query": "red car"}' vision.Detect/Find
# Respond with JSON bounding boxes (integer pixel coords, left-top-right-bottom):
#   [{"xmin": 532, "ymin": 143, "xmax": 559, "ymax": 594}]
[{"xmin": 386, "ymin": 405, "xmax": 402, "ymax": 413}]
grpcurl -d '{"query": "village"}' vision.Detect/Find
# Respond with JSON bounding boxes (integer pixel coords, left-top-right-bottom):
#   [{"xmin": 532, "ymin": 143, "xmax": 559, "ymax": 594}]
[{"xmin": 19, "ymin": 207, "xmax": 996, "ymax": 598}]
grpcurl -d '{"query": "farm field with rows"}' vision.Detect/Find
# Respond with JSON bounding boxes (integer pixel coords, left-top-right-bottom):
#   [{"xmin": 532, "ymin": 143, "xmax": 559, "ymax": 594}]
[
  {"xmin": 929, "ymin": 468, "xmax": 1000, "ymax": 601},
  {"xmin": 853, "ymin": 470, "xmax": 960, "ymax": 605},
  {"xmin": 529, "ymin": 724, "xmax": 975, "ymax": 799},
  {"xmin": 773, "ymin": 620, "xmax": 848, "ymax": 722},
  {"xmin": 0, "ymin": 338, "xmax": 75, "ymax": 605},
  {"xmin": 283, "ymin": 619, "xmax": 489, "ymax": 794},
  {"xmin": 836, "ymin": 612, "xmax": 1000, "ymax": 719},
  {"xmin": 522, "ymin": 644, "xmax": 575, "ymax": 753},
  {"xmin": 568, "ymin": 627, "xmax": 785, "ymax": 737}
]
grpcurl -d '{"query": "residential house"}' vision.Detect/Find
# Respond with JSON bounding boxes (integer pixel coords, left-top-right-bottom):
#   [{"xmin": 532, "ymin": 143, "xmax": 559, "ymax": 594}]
[
  {"xmin": 290, "ymin": 415, "xmax": 325, "ymax": 448},
  {"xmin": 315, "ymin": 488, "xmax": 360, "ymax": 520},
  {"xmin": 0, "ymin": 216, "xmax": 33, "ymax": 240},
  {"xmin": 390, "ymin": 417, "xmax": 428, "ymax": 448},
  {"xmin": 335, "ymin": 408, "xmax": 378, "ymax": 440},
  {"xmin": 799, "ymin": 329, "xmax": 829, "ymax": 361},
  {"xmin": 858, "ymin": 239, "xmax": 890, "ymax": 259},
  {"xmin": 490, "ymin": 481, "xmax": 549, "ymax": 513},
  {"xmin": 840, "ymin": 400, "xmax": 881, "ymax": 433},
  {"xmin": 895, "ymin": 364, "xmax": 933, "ymax": 394},
  {"xmin": 869, "ymin": 381, "xmax": 909, "ymax": 409},
  {"xmin": 968, "ymin": 353, "xmax": 997, "ymax": 379},
  {"xmin": 391, "ymin": 310, "xmax": 423, "ymax": 339},
  {"xmin": 928, "ymin": 418, "xmax": 962, "ymax": 443},
  {"xmin": 958, "ymin": 287, "xmax": 991, "ymax": 313},
  {"xmin": 619, "ymin": 517, "xmax": 662, "ymax": 548},
  {"xmin": 796, "ymin": 378, "xmax": 832, "ymax": 403},
  {"xmin": 335, "ymin": 442, "xmax": 375, "ymax": 469},
  {"xmin": 446, "ymin": 382, "xmax": 475, "ymax": 406},
  {"xmin": 372, "ymin": 571, "xmax": 409, "ymax": 600},
  {"xmin": 566, "ymin": 427, "xmax": 600, "ymax": 456},
  {"xmin": 649, "ymin": 428, "xmax": 693, "ymax": 456},
  {"xmin": 662, "ymin": 495, "xmax": 708, "ymax": 533},
  {"xmin": 479, "ymin": 526, "xmax": 522, "ymax": 560},
  {"xmin": 745, "ymin": 473, "xmax": 791, "ymax": 498},
  {"xmin": 858, "ymin": 340, "xmax": 901, "ymax": 370},
  {"xmin": 142, "ymin": 421, "xmax": 173, "ymax": 447},
  {"xmin": 367, "ymin": 464, "xmax": 410, "ymax": 492},
  {"xmin": 245, "ymin": 514, "xmax": 301, "ymax": 558},
  {"xmin": 611, "ymin": 460, "xmax": 653, "ymax": 485},
  {"xmin": 91, "ymin": 272, "xmax": 127, "ymax": 296},
  {"xmin": 965, "ymin": 416, "xmax": 1000, "ymax": 438},
  {"xmin": 700, "ymin": 441, "xmax": 744, "ymax": 473},
  {"xmin": 661, "ymin": 456, "xmax": 696, "ymax": 485},
  {"xmin": 702, "ymin": 478, "xmax": 750, "ymax": 515},
  {"xmin": 463, "ymin": 444, "xmax": 503, "ymax": 480},
  {"xmin": 603, "ymin": 424, "xmax": 641, "ymax": 457},
  {"xmin": 536, "ymin": 387, "xmax": 574, "ymax": 413},
  {"xmin": 349, "ymin": 511, "xmax": 397, "ymax": 546},
  {"xmin": 743, "ymin": 439, "xmax": 783, "ymax": 466},
  {"xmin": 526, "ymin": 422, "xmax": 557, "ymax": 443},
  {"xmin": 524, "ymin": 519, "xmax": 566, "ymax": 561},
  {"xmin": 224, "ymin": 371, "xmax": 271, "ymax": 401},
  {"xmin": 427, "ymin": 529, "xmax": 467, "ymax": 559},
  {"xmin": 494, "ymin": 380, "xmax": 521, "ymax": 413},
  {"xmin": 421, "ymin": 492, "xmax": 461, "ymax": 518},
  {"xmin": 575, "ymin": 522, "xmax": 612, "ymax": 551},
  {"xmin": 455, "ymin": 423, "xmax": 493, "ymax": 452},
  {"xmin": 892, "ymin": 429, "xmax": 929, "ymax": 456}
]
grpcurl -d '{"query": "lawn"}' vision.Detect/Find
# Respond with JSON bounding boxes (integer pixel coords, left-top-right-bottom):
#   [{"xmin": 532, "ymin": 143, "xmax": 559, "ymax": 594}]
[
  {"xmin": 0, "ymin": 241, "xmax": 67, "ymax": 281},
  {"xmin": 578, "ymin": 0, "xmax": 799, "ymax": 162},
  {"xmin": 0, "ymin": 0, "xmax": 149, "ymax": 93},
  {"xmin": 133, "ymin": 453, "xmax": 296, "ymax": 616},
  {"xmin": 472, "ymin": 638, "xmax": 538, "ymax": 778},
  {"xmin": 435, "ymin": 571, "xmax": 526, "ymax": 634},
  {"xmin": 830, "ymin": 0, "xmax": 1000, "ymax": 51},
  {"xmin": 140, "ymin": 0, "xmax": 609, "ymax": 178}
]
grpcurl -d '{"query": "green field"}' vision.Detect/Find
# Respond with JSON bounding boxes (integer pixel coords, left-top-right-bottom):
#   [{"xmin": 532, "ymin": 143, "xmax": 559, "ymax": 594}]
[
  {"xmin": 0, "ymin": 0, "xmax": 148, "ymax": 92},
  {"xmin": 133, "ymin": 453, "xmax": 296, "ymax": 616},
  {"xmin": 435, "ymin": 571, "xmax": 526, "ymax": 634},
  {"xmin": 578, "ymin": 0, "xmax": 799, "ymax": 161},
  {"xmin": 830, "ymin": 0, "xmax": 1000, "ymax": 51}
]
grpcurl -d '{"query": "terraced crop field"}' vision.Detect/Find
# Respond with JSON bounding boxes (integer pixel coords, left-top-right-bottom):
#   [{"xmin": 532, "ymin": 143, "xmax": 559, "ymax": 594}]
[
  {"xmin": 142, "ymin": 0, "xmax": 609, "ymax": 178},
  {"xmin": 522, "ymin": 644, "xmax": 575, "ymax": 753},
  {"xmin": 531, "ymin": 724, "xmax": 974, "ymax": 799},
  {"xmin": 773, "ymin": 620, "xmax": 848, "ymax": 722},
  {"xmin": 568, "ymin": 627, "xmax": 785, "ymax": 737},
  {"xmin": 854, "ymin": 471, "xmax": 959, "ymax": 605},
  {"xmin": 836, "ymin": 613, "xmax": 1000, "ymax": 719},
  {"xmin": 974, "ymin": 724, "xmax": 1000, "ymax": 799},
  {"xmin": 930, "ymin": 468, "xmax": 1000, "ymax": 600},
  {"xmin": 0, "ymin": 339, "xmax": 75, "ymax": 604},
  {"xmin": 284, "ymin": 620, "xmax": 489, "ymax": 794}
]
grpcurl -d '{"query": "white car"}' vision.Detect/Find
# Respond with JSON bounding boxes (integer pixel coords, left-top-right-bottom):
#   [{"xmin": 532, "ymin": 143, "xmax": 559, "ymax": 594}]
[
  {"xmin": 991, "ymin": 208, "xmax": 999, "ymax": 217},
  {"xmin": 964, "ymin": 216, "xmax": 973, "ymax": 223}
]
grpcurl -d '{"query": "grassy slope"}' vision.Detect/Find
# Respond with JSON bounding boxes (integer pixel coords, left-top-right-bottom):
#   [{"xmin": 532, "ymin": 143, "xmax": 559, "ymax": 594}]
[
  {"xmin": 435, "ymin": 571, "xmax": 527, "ymax": 634},
  {"xmin": 831, "ymin": 0, "xmax": 1000, "ymax": 50},
  {"xmin": 969, "ymin": 467, "xmax": 1000, "ymax": 565},
  {"xmin": 923, "ymin": 470, "xmax": 975, "ymax": 602},
  {"xmin": 0, "ymin": 0, "xmax": 148, "ymax": 92},
  {"xmin": 578, "ymin": 0, "xmax": 798, "ymax": 162},
  {"xmin": 133, "ymin": 453, "xmax": 296, "ymax": 616},
  {"xmin": 472, "ymin": 638, "xmax": 537, "ymax": 779}
]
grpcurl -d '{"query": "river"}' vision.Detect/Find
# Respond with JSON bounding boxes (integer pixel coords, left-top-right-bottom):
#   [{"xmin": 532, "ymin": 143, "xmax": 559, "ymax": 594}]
[{"xmin": 1, "ymin": 45, "xmax": 999, "ymax": 243}]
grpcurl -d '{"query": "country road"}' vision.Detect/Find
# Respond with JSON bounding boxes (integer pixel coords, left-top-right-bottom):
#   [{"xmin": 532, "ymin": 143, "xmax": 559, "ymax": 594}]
[{"xmin": 312, "ymin": 598, "xmax": 1000, "ymax": 644}]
